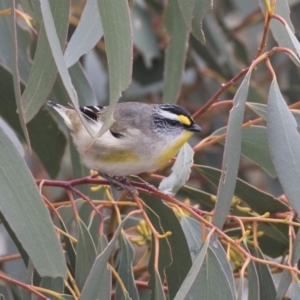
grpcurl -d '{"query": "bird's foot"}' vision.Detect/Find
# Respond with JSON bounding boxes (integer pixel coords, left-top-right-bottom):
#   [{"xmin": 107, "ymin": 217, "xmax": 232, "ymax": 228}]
[{"xmin": 102, "ymin": 174, "xmax": 138, "ymax": 194}]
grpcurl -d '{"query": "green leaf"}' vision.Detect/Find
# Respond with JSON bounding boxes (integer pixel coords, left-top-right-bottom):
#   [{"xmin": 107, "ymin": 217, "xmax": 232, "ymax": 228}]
[
  {"xmin": 248, "ymin": 102, "xmax": 300, "ymax": 134},
  {"xmin": 245, "ymin": 245, "xmax": 260, "ymax": 300},
  {"xmin": 0, "ymin": 127, "xmax": 67, "ymax": 278},
  {"xmin": 163, "ymin": 0, "xmax": 191, "ymax": 103},
  {"xmin": 291, "ymin": 280, "xmax": 300, "ymax": 300},
  {"xmin": 39, "ymin": 0, "xmax": 93, "ymax": 136},
  {"xmin": 64, "ymin": 0, "xmax": 103, "ymax": 68},
  {"xmin": 159, "ymin": 143, "xmax": 194, "ymax": 195},
  {"xmin": 22, "ymin": 0, "xmax": 70, "ymax": 123},
  {"xmin": 80, "ymin": 214, "xmax": 133, "ymax": 299},
  {"xmin": 213, "ymin": 126, "xmax": 276, "ymax": 178},
  {"xmin": 213, "ymin": 71, "xmax": 251, "ymax": 230},
  {"xmin": 153, "ymin": 270, "xmax": 167, "ymax": 300},
  {"xmin": 0, "ymin": 67, "xmax": 66, "ymax": 179},
  {"xmin": 259, "ymin": 0, "xmax": 300, "ymax": 65},
  {"xmin": 180, "ymin": 216, "xmax": 203, "ymax": 261},
  {"xmin": 249, "ymin": 247, "xmax": 276, "ymax": 300},
  {"xmin": 115, "ymin": 233, "xmax": 139, "ymax": 300},
  {"xmin": 96, "ymin": 0, "xmax": 132, "ymax": 137},
  {"xmin": 142, "ymin": 194, "xmax": 192, "ymax": 300},
  {"xmin": 75, "ymin": 219, "xmax": 97, "ymax": 291},
  {"xmin": 10, "ymin": 1, "xmax": 31, "ymax": 149},
  {"xmin": 174, "ymin": 234, "xmax": 235, "ymax": 300},
  {"xmin": 191, "ymin": 0, "xmax": 212, "ymax": 44},
  {"xmin": 267, "ymin": 79, "xmax": 300, "ymax": 215},
  {"xmin": 182, "ymin": 185, "xmax": 216, "ymax": 209},
  {"xmin": 131, "ymin": 4, "xmax": 160, "ymax": 68},
  {"xmin": 28, "ymin": 108, "xmax": 66, "ymax": 178},
  {"xmin": 177, "ymin": 0, "xmax": 194, "ymax": 30},
  {"xmin": 173, "ymin": 235, "xmax": 210, "ymax": 299},
  {"xmin": 276, "ymin": 228, "xmax": 300, "ymax": 299},
  {"xmin": 197, "ymin": 166, "xmax": 289, "ymax": 215},
  {"xmin": 39, "ymin": 277, "xmax": 64, "ymax": 300},
  {"xmin": 0, "ymin": 0, "xmax": 32, "ymax": 81}
]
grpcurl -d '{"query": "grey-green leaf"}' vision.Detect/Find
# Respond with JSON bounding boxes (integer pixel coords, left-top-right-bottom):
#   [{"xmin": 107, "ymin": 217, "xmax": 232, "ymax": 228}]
[
  {"xmin": 131, "ymin": 5, "xmax": 160, "ymax": 68},
  {"xmin": 96, "ymin": 0, "xmax": 132, "ymax": 137},
  {"xmin": 213, "ymin": 71, "xmax": 251, "ymax": 230},
  {"xmin": 276, "ymin": 228, "xmax": 300, "ymax": 299},
  {"xmin": 249, "ymin": 247, "xmax": 276, "ymax": 300},
  {"xmin": 0, "ymin": 127, "xmax": 67, "ymax": 278},
  {"xmin": 159, "ymin": 143, "xmax": 194, "ymax": 195},
  {"xmin": 39, "ymin": 0, "xmax": 93, "ymax": 136},
  {"xmin": 80, "ymin": 214, "xmax": 132, "ymax": 299},
  {"xmin": 267, "ymin": 79, "xmax": 300, "ymax": 215},
  {"xmin": 22, "ymin": 0, "xmax": 69, "ymax": 123},
  {"xmin": 191, "ymin": 0, "xmax": 212, "ymax": 44},
  {"xmin": 64, "ymin": 0, "xmax": 103, "ymax": 68},
  {"xmin": 75, "ymin": 219, "xmax": 97, "ymax": 291},
  {"xmin": 163, "ymin": 0, "xmax": 191, "ymax": 103},
  {"xmin": 173, "ymin": 236, "xmax": 210, "ymax": 300},
  {"xmin": 213, "ymin": 126, "xmax": 276, "ymax": 178},
  {"xmin": 115, "ymin": 233, "xmax": 139, "ymax": 300},
  {"xmin": 142, "ymin": 194, "xmax": 192, "ymax": 300}
]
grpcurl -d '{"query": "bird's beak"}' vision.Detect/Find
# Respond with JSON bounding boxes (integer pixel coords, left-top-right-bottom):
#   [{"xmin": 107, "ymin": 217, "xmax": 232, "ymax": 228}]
[{"xmin": 188, "ymin": 123, "xmax": 202, "ymax": 132}]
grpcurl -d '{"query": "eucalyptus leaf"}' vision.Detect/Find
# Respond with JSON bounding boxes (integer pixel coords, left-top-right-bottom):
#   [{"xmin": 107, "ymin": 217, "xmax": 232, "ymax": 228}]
[
  {"xmin": 96, "ymin": 0, "xmax": 132, "ymax": 138},
  {"xmin": 0, "ymin": 127, "xmax": 67, "ymax": 278},
  {"xmin": 142, "ymin": 194, "xmax": 192, "ymax": 300},
  {"xmin": 64, "ymin": 0, "xmax": 103, "ymax": 68},
  {"xmin": 212, "ymin": 126, "xmax": 276, "ymax": 178},
  {"xmin": 159, "ymin": 143, "xmax": 194, "ymax": 195},
  {"xmin": 191, "ymin": 0, "xmax": 212, "ymax": 44},
  {"xmin": 267, "ymin": 80, "xmax": 300, "ymax": 215},
  {"xmin": 213, "ymin": 70, "xmax": 251, "ymax": 230},
  {"xmin": 163, "ymin": 0, "xmax": 191, "ymax": 103},
  {"xmin": 22, "ymin": 0, "xmax": 70, "ymax": 123}
]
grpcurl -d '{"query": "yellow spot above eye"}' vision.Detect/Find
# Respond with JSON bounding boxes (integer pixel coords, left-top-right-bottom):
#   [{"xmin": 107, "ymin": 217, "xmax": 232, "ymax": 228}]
[{"xmin": 178, "ymin": 115, "xmax": 191, "ymax": 126}]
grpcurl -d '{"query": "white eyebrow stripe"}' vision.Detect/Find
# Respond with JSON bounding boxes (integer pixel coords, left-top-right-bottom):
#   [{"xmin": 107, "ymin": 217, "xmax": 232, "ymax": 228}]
[
  {"xmin": 93, "ymin": 106, "xmax": 101, "ymax": 111},
  {"xmin": 157, "ymin": 109, "xmax": 179, "ymax": 121}
]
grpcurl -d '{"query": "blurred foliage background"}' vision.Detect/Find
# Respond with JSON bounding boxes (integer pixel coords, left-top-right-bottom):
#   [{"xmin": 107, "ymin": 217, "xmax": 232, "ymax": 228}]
[{"xmin": 1, "ymin": 0, "xmax": 300, "ymax": 299}]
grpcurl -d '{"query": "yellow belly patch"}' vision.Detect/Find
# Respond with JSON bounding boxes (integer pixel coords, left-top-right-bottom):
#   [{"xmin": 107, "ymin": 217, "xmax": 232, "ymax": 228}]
[
  {"xmin": 99, "ymin": 150, "xmax": 140, "ymax": 163},
  {"xmin": 156, "ymin": 132, "xmax": 193, "ymax": 166}
]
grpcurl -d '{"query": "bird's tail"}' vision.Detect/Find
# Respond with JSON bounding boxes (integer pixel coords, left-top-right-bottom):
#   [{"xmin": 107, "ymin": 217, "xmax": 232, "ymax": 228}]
[{"xmin": 46, "ymin": 100, "xmax": 72, "ymax": 128}]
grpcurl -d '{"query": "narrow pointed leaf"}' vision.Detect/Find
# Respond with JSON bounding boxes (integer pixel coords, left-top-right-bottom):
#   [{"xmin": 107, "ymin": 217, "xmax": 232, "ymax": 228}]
[
  {"xmin": 80, "ymin": 214, "xmax": 133, "ymax": 299},
  {"xmin": 115, "ymin": 233, "xmax": 139, "ymax": 300},
  {"xmin": 159, "ymin": 143, "xmax": 194, "ymax": 195},
  {"xmin": 64, "ymin": 0, "xmax": 103, "ymax": 68},
  {"xmin": 22, "ymin": 0, "xmax": 70, "ymax": 122},
  {"xmin": 0, "ymin": 127, "xmax": 67, "ymax": 278},
  {"xmin": 191, "ymin": 0, "xmax": 212, "ymax": 44},
  {"xmin": 131, "ymin": 5, "xmax": 160, "ymax": 68},
  {"xmin": 180, "ymin": 216, "xmax": 203, "ymax": 261},
  {"xmin": 249, "ymin": 247, "xmax": 276, "ymax": 300},
  {"xmin": 153, "ymin": 270, "xmax": 167, "ymax": 300},
  {"xmin": 142, "ymin": 194, "xmax": 192, "ymax": 300},
  {"xmin": 267, "ymin": 79, "xmax": 300, "ymax": 215},
  {"xmin": 213, "ymin": 126, "xmax": 276, "ymax": 178},
  {"xmin": 96, "ymin": 0, "xmax": 132, "ymax": 137},
  {"xmin": 173, "ymin": 235, "xmax": 210, "ymax": 300},
  {"xmin": 39, "ymin": 0, "xmax": 93, "ymax": 136},
  {"xmin": 214, "ymin": 71, "xmax": 251, "ymax": 230},
  {"xmin": 163, "ymin": 0, "xmax": 191, "ymax": 103},
  {"xmin": 197, "ymin": 166, "xmax": 289, "ymax": 214},
  {"xmin": 276, "ymin": 228, "xmax": 300, "ymax": 299},
  {"xmin": 75, "ymin": 219, "xmax": 97, "ymax": 290},
  {"xmin": 10, "ymin": 1, "xmax": 31, "ymax": 149}
]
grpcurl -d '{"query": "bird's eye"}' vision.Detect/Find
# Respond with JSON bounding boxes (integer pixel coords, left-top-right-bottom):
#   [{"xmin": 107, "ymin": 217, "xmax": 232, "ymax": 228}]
[{"xmin": 169, "ymin": 120, "xmax": 178, "ymax": 126}]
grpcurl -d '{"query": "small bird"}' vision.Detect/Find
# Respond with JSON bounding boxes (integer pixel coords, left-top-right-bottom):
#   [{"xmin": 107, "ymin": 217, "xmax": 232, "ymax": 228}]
[{"xmin": 47, "ymin": 101, "xmax": 201, "ymax": 184}]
